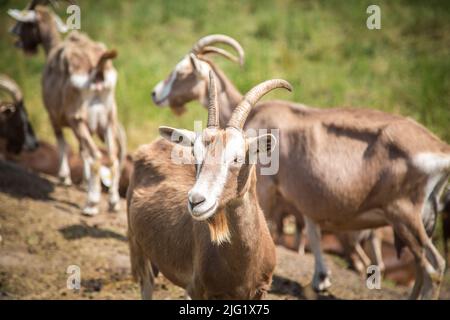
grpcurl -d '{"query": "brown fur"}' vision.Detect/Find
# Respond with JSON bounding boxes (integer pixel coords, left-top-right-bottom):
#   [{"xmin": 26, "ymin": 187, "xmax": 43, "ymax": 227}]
[
  {"xmin": 127, "ymin": 138, "xmax": 276, "ymax": 299},
  {"xmin": 10, "ymin": 4, "xmax": 125, "ymax": 213},
  {"xmin": 155, "ymin": 51, "xmax": 385, "ymax": 267},
  {"xmin": 154, "ymin": 47, "xmax": 449, "ymax": 298}
]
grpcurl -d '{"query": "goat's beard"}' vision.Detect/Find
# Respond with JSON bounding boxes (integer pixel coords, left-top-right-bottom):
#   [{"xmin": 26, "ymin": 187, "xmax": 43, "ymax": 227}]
[
  {"xmin": 207, "ymin": 209, "xmax": 231, "ymax": 245},
  {"xmin": 169, "ymin": 103, "xmax": 187, "ymax": 116}
]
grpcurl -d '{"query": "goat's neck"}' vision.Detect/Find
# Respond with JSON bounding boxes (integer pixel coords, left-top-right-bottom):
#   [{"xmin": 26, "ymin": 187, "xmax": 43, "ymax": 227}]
[
  {"xmin": 207, "ymin": 63, "xmax": 243, "ymax": 128},
  {"xmin": 39, "ymin": 21, "xmax": 62, "ymax": 56},
  {"xmin": 214, "ymin": 171, "xmax": 265, "ymax": 261}
]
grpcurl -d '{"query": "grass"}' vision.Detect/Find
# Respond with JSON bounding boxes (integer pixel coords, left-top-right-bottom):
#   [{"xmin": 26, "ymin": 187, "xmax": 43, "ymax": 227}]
[{"xmin": 0, "ymin": 0, "xmax": 449, "ymax": 151}]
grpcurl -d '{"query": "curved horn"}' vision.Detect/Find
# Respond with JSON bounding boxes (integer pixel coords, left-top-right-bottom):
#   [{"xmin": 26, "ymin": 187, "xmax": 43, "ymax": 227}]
[
  {"xmin": 227, "ymin": 79, "xmax": 292, "ymax": 129},
  {"xmin": 191, "ymin": 34, "xmax": 245, "ymax": 66},
  {"xmin": 206, "ymin": 71, "xmax": 219, "ymax": 128},
  {"xmin": 29, "ymin": 0, "xmax": 76, "ymax": 9},
  {"xmin": 0, "ymin": 75, "xmax": 23, "ymax": 102},
  {"xmin": 201, "ymin": 46, "xmax": 241, "ymax": 65},
  {"xmin": 7, "ymin": 9, "xmax": 37, "ymax": 23}
]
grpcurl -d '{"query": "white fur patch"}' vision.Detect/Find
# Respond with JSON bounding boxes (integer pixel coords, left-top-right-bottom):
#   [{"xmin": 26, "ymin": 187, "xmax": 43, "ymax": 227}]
[
  {"xmin": 70, "ymin": 73, "xmax": 89, "ymax": 89},
  {"xmin": 152, "ymin": 55, "xmax": 210, "ymax": 106},
  {"xmin": 103, "ymin": 69, "xmax": 117, "ymax": 89},
  {"xmin": 413, "ymin": 152, "xmax": 450, "ymax": 174}
]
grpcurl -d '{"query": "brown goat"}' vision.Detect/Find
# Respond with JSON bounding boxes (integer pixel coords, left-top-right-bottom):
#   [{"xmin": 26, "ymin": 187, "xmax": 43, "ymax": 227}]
[
  {"xmin": 152, "ymin": 35, "xmax": 448, "ymax": 299},
  {"xmin": 152, "ymin": 34, "xmax": 385, "ymax": 281},
  {"xmin": 127, "ymin": 75, "xmax": 289, "ymax": 299},
  {"xmin": 8, "ymin": 3, "xmax": 126, "ymax": 216}
]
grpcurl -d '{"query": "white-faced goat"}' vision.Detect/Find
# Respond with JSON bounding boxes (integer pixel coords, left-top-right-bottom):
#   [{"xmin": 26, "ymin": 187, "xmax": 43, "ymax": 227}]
[
  {"xmin": 127, "ymin": 74, "xmax": 292, "ymax": 299},
  {"xmin": 8, "ymin": 2, "xmax": 126, "ymax": 215},
  {"xmin": 152, "ymin": 34, "xmax": 449, "ymax": 299},
  {"xmin": 0, "ymin": 74, "xmax": 38, "ymax": 155},
  {"xmin": 152, "ymin": 34, "xmax": 385, "ymax": 279}
]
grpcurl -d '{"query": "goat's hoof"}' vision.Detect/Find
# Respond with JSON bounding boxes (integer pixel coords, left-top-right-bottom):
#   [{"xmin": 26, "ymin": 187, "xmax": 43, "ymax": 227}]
[
  {"xmin": 108, "ymin": 201, "xmax": 120, "ymax": 213},
  {"xmin": 59, "ymin": 176, "xmax": 72, "ymax": 186},
  {"xmin": 312, "ymin": 272, "xmax": 332, "ymax": 292},
  {"xmin": 82, "ymin": 205, "xmax": 99, "ymax": 216}
]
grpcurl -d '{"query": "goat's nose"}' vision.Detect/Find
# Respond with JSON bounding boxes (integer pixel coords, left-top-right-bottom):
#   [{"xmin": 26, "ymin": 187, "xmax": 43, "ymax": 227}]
[
  {"xmin": 151, "ymin": 91, "xmax": 156, "ymax": 100},
  {"xmin": 188, "ymin": 192, "xmax": 206, "ymax": 208}
]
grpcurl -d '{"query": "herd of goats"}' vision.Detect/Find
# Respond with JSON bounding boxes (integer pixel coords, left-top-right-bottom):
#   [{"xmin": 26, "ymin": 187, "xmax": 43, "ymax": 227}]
[{"xmin": 1, "ymin": 1, "xmax": 450, "ymax": 300}]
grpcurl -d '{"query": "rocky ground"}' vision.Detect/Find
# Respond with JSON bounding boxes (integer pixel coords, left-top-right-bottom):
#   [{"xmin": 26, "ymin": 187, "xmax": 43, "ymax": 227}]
[{"xmin": 0, "ymin": 160, "xmax": 448, "ymax": 300}]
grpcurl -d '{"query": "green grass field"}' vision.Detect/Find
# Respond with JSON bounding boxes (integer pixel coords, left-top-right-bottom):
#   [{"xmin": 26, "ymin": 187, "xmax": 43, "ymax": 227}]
[{"xmin": 0, "ymin": 0, "xmax": 449, "ymax": 150}]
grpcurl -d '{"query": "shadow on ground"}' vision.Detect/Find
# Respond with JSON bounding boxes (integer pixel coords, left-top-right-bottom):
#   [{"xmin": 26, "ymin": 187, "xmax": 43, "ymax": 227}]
[
  {"xmin": 270, "ymin": 275, "xmax": 339, "ymax": 300},
  {"xmin": 0, "ymin": 160, "xmax": 54, "ymax": 200},
  {"xmin": 59, "ymin": 224, "xmax": 127, "ymax": 242}
]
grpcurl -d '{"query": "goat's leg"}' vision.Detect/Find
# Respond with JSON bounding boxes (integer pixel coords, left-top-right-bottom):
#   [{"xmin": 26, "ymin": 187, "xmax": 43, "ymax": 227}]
[
  {"xmin": 368, "ymin": 229, "xmax": 385, "ymax": 273},
  {"xmin": 78, "ymin": 144, "xmax": 90, "ymax": 191},
  {"xmin": 338, "ymin": 232, "xmax": 364, "ymax": 273},
  {"xmin": 54, "ymin": 129, "xmax": 72, "ymax": 186},
  {"xmin": 129, "ymin": 235, "xmax": 154, "ymax": 300},
  {"xmin": 70, "ymin": 119, "xmax": 102, "ymax": 216},
  {"xmin": 105, "ymin": 125, "xmax": 121, "ymax": 212},
  {"xmin": 388, "ymin": 205, "xmax": 443, "ymax": 299},
  {"xmin": 296, "ymin": 220, "xmax": 307, "ymax": 256},
  {"xmin": 424, "ymin": 240, "xmax": 446, "ymax": 298},
  {"xmin": 304, "ymin": 216, "xmax": 331, "ymax": 291},
  {"xmin": 354, "ymin": 242, "xmax": 372, "ymax": 273},
  {"xmin": 442, "ymin": 216, "xmax": 449, "ymax": 267}
]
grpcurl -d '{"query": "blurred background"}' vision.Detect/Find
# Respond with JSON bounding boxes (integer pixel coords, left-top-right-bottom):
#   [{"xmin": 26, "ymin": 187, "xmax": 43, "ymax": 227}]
[
  {"xmin": 0, "ymin": 0, "xmax": 450, "ymax": 298},
  {"xmin": 0, "ymin": 0, "xmax": 449, "ymax": 151}
]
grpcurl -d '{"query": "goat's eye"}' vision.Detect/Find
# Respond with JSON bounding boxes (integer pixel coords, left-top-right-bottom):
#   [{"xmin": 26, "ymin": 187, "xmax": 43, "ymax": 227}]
[{"xmin": 234, "ymin": 156, "xmax": 243, "ymax": 164}]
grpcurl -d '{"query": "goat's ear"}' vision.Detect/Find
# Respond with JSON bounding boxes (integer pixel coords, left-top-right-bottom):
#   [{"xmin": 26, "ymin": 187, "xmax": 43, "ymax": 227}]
[
  {"xmin": 248, "ymin": 133, "xmax": 277, "ymax": 155},
  {"xmin": 7, "ymin": 9, "xmax": 37, "ymax": 23},
  {"xmin": 159, "ymin": 126, "xmax": 196, "ymax": 146},
  {"xmin": 189, "ymin": 53, "xmax": 202, "ymax": 74}
]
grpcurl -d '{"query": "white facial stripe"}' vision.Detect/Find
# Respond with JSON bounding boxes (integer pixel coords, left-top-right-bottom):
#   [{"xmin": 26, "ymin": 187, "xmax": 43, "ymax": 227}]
[
  {"xmin": 193, "ymin": 137, "xmax": 206, "ymax": 177},
  {"xmin": 152, "ymin": 57, "xmax": 189, "ymax": 105},
  {"xmin": 152, "ymin": 55, "xmax": 212, "ymax": 106},
  {"xmin": 188, "ymin": 129, "xmax": 247, "ymax": 218},
  {"xmin": 190, "ymin": 153, "xmax": 229, "ymax": 216}
]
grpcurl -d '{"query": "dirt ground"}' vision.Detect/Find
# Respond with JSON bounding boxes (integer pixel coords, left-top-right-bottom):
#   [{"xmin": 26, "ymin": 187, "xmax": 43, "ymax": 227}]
[{"xmin": 0, "ymin": 160, "xmax": 449, "ymax": 300}]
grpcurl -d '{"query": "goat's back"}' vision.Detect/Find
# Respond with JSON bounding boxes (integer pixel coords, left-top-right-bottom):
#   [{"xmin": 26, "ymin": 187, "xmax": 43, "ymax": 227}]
[{"xmin": 127, "ymin": 138, "xmax": 197, "ymax": 287}]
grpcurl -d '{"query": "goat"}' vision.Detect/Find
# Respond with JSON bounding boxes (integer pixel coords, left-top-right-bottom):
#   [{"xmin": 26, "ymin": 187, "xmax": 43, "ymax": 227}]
[
  {"xmin": 8, "ymin": 2, "xmax": 126, "ymax": 215},
  {"xmin": 151, "ymin": 34, "xmax": 311, "ymax": 251},
  {"xmin": 151, "ymin": 34, "xmax": 384, "ymax": 277},
  {"xmin": 0, "ymin": 74, "xmax": 38, "ymax": 155},
  {"xmin": 127, "ymin": 74, "xmax": 291, "ymax": 299},
  {"xmin": 152, "ymin": 35, "xmax": 448, "ymax": 299}
]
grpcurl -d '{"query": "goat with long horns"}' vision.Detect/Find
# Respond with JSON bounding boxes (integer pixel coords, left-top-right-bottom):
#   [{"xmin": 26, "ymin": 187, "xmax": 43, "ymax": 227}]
[{"xmin": 127, "ymin": 72, "xmax": 292, "ymax": 299}]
